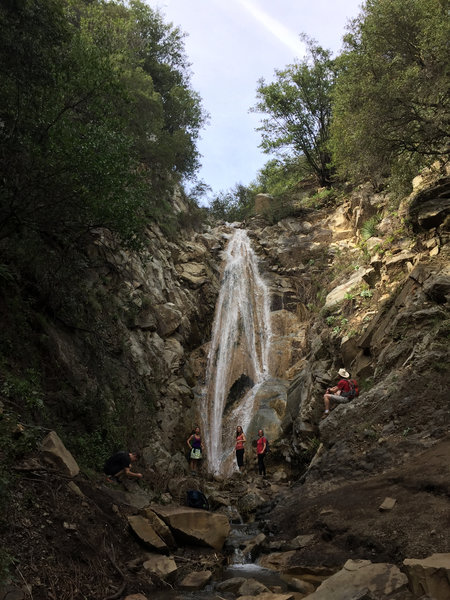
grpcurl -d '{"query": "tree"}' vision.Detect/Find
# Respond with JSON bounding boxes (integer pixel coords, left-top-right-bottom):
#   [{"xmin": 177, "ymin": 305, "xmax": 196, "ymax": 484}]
[
  {"xmin": 330, "ymin": 0, "xmax": 449, "ymax": 186},
  {"xmin": 209, "ymin": 184, "xmax": 254, "ymax": 222},
  {"xmin": 252, "ymin": 37, "xmax": 335, "ymax": 187},
  {"xmin": 0, "ymin": 0, "xmax": 206, "ymax": 260}
]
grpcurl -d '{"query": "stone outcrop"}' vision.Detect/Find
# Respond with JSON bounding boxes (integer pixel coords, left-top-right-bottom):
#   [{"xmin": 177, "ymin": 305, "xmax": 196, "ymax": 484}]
[
  {"xmin": 305, "ymin": 559, "xmax": 408, "ymax": 599},
  {"xmin": 403, "ymin": 553, "xmax": 450, "ymax": 600},
  {"xmin": 127, "ymin": 515, "xmax": 168, "ymax": 552},
  {"xmin": 150, "ymin": 505, "xmax": 230, "ymax": 550},
  {"xmin": 40, "ymin": 431, "xmax": 79, "ymax": 477}
]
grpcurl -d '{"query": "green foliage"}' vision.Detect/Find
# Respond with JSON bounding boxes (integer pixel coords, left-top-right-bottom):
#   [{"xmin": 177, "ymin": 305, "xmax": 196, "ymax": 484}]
[
  {"xmin": 330, "ymin": 0, "xmax": 449, "ymax": 187},
  {"xmin": 250, "ymin": 156, "xmax": 311, "ymax": 196},
  {"xmin": 361, "ymin": 215, "xmax": 381, "ymax": 240},
  {"xmin": 1, "ymin": 369, "xmax": 45, "ymax": 413},
  {"xmin": 252, "ymin": 36, "xmax": 336, "ymax": 186},
  {"xmin": 208, "ymin": 183, "xmax": 255, "ymax": 222},
  {"xmin": 0, "ymin": 0, "xmax": 206, "ymax": 265}
]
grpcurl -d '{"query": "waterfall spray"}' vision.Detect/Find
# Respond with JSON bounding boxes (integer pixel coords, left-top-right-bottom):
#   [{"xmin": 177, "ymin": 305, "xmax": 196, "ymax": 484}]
[{"xmin": 201, "ymin": 228, "xmax": 272, "ymax": 475}]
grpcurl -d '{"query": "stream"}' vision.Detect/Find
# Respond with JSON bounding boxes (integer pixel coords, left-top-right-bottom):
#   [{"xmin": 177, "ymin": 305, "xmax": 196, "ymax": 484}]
[{"xmin": 151, "ymin": 520, "xmax": 288, "ymax": 600}]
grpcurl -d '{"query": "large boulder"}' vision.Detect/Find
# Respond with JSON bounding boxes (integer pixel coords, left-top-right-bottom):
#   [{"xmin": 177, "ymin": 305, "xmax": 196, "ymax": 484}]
[
  {"xmin": 140, "ymin": 508, "xmax": 176, "ymax": 548},
  {"xmin": 150, "ymin": 505, "xmax": 230, "ymax": 551},
  {"xmin": 403, "ymin": 553, "xmax": 450, "ymax": 600},
  {"xmin": 304, "ymin": 559, "xmax": 407, "ymax": 599},
  {"xmin": 40, "ymin": 431, "xmax": 79, "ymax": 477},
  {"xmin": 127, "ymin": 515, "xmax": 168, "ymax": 552}
]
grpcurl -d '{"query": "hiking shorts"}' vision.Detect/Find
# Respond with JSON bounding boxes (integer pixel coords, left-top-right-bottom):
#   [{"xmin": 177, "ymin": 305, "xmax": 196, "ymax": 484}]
[{"xmin": 327, "ymin": 394, "xmax": 352, "ymax": 404}]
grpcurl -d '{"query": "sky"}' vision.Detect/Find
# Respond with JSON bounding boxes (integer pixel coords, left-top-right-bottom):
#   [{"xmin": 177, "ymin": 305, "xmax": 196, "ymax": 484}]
[{"xmin": 148, "ymin": 0, "xmax": 364, "ymax": 201}]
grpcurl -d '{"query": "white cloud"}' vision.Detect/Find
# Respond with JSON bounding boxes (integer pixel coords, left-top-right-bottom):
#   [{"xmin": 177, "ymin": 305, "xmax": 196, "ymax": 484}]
[{"xmin": 235, "ymin": 0, "xmax": 306, "ymax": 58}]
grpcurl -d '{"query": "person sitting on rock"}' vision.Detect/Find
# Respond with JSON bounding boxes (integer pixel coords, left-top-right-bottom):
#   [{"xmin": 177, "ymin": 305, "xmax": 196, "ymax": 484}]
[
  {"xmin": 322, "ymin": 368, "xmax": 354, "ymax": 418},
  {"xmin": 103, "ymin": 450, "xmax": 143, "ymax": 483}
]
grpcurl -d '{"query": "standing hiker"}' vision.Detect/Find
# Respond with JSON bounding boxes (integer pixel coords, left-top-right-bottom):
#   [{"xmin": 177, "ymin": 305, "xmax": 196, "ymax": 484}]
[
  {"xmin": 256, "ymin": 429, "xmax": 267, "ymax": 477},
  {"xmin": 235, "ymin": 425, "xmax": 246, "ymax": 471},
  {"xmin": 187, "ymin": 425, "xmax": 204, "ymax": 474}
]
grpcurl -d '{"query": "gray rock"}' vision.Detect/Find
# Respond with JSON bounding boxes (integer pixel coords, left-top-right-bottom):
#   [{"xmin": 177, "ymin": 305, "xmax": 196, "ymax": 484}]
[
  {"xmin": 40, "ymin": 431, "xmax": 79, "ymax": 477},
  {"xmin": 128, "ymin": 515, "xmax": 168, "ymax": 552},
  {"xmin": 142, "ymin": 554, "xmax": 177, "ymax": 581},
  {"xmin": 304, "ymin": 559, "xmax": 408, "ymax": 599},
  {"xmin": 238, "ymin": 578, "xmax": 271, "ymax": 596},
  {"xmin": 179, "ymin": 570, "xmax": 212, "ymax": 590},
  {"xmin": 403, "ymin": 553, "xmax": 450, "ymax": 600}
]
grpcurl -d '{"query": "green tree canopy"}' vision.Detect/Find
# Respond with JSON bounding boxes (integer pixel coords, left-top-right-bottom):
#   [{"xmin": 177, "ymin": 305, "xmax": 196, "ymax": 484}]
[
  {"xmin": 330, "ymin": 0, "xmax": 449, "ymax": 185},
  {"xmin": 251, "ymin": 37, "xmax": 335, "ymax": 187},
  {"xmin": 0, "ymin": 0, "xmax": 206, "ymax": 261}
]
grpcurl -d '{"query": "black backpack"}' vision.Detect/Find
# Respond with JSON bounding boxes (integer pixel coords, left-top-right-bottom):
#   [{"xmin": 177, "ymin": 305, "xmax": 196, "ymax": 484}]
[
  {"xmin": 264, "ymin": 438, "xmax": 270, "ymax": 454},
  {"xmin": 186, "ymin": 490, "xmax": 209, "ymax": 511}
]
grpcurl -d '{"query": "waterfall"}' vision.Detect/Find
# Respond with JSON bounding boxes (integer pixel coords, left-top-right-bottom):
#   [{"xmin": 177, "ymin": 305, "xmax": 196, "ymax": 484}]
[{"xmin": 201, "ymin": 228, "xmax": 272, "ymax": 476}]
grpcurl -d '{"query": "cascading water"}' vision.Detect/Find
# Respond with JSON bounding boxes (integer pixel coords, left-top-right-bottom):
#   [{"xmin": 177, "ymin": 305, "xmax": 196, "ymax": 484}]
[{"xmin": 201, "ymin": 228, "xmax": 272, "ymax": 476}]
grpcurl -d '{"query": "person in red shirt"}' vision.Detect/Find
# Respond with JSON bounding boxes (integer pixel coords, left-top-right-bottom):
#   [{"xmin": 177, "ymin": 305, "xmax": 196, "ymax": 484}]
[
  {"xmin": 322, "ymin": 368, "xmax": 352, "ymax": 418},
  {"xmin": 256, "ymin": 429, "xmax": 267, "ymax": 476}
]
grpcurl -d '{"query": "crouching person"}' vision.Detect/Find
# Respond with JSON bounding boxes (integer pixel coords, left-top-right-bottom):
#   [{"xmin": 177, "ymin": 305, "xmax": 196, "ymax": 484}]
[
  {"xmin": 322, "ymin": 368, "xmax": 358, "ymax": 419},
  {"xmin": 104, "ymin": 450, "xmax": 143, "ymax": 483}
]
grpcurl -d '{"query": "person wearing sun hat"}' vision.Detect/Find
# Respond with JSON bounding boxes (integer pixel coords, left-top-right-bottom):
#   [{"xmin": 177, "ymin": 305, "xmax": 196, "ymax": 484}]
[{"xmin": 322, "ymin": 368, "xmax": 353, "ymax": 418}]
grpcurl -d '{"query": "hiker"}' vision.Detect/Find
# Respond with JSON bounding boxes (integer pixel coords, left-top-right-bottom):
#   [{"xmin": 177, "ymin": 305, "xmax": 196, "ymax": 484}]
[
  {"xmin": 256, "ymin": 429, "xmax": 267, "ymax": 477},
  {"xmin": 322, "ymin": 368, "xmax": 357, "ymax": 418},
  {"xmin": 103, "ymin": 450, "xmax": 143, "ymax": 483},
  {"xmin": 235, "ymin": 425, "xmax": 246, "ymax": 471},
  {"xmin": 187, "ymin": 425, "xmax": 204, "ymax": 474}
]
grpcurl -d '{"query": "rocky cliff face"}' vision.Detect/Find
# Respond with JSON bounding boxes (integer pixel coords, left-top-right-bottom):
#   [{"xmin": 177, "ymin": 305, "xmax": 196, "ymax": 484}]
[{"xmin": 39, "ymin": 166, "xmax": 449, "ymax": 479}]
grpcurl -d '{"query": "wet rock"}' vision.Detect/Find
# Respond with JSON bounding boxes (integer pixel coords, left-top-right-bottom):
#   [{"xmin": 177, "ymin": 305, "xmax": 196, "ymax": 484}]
[
  {"xmin": 241, "ymin": 533, "xmax": 266, "ymax": 559},
  {"xmin": 238, "ymin": 578, "xmax": 271, "ymax": 596},
  {"xmin": 403, "ymin": 553, "xmax": 450, "ymax": 600},
  {"xmin": 179, "ymin": 570, "xmax": 212, "ymax": 590},
  {"xmin": 142, "ymin": 554, "xmax": 177, "ymax": 581},
  {"xmin": 128, "ymin": 515, "xmax": 168, "ymax": 552},
  {"xmin": 305, "ymin": 559, "xmax": 407, "ymax": 599},
  {"xmin": 281, "ymin": 574, "xmax": 315, "ymax": 594},
  {"xmin": 150, "ymin": 505, "xmax": 230, "ymax": 551},
  {"xmin": 216, "ymin": 577, "xmax": 246, "ymax": 592},
  {"xmin": 259, "ymin": 551, "xmax": 297, "ymax": 571},
  {"xmin": 40, "ymin": 431, "xmax": 79, "ymax": 477}
]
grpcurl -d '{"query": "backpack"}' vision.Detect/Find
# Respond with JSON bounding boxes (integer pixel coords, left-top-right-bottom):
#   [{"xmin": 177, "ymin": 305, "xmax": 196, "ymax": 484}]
[
  {"xmin": 186, "ymin": 490, "xmax": 209, "ymax": 511},
  {"xmin": 264, "ymin": 438, "xmax": 270, "ymax": 454},
  {"xmin": 347, "ymin": 379, "xmax": 359, "ymax": 399}
]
